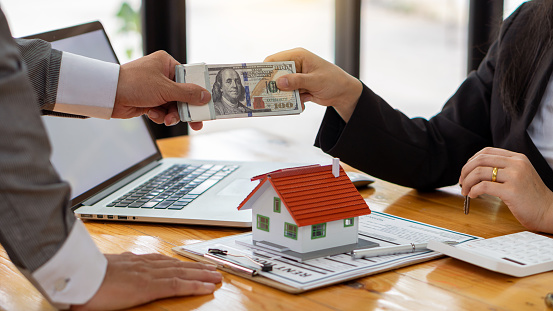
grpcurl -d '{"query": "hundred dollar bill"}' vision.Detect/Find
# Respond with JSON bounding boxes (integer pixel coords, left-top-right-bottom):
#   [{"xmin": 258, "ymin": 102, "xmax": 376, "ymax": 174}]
[{"xmin": 176, "ymin": 61, "xmax": 303, "ymax": 122}]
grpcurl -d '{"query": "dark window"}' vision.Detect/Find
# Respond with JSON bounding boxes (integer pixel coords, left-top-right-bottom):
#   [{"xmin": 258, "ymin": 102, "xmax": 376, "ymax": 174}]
[
  {"xmin": 311, "ymin": 223, "xmax": 326, "ymax": 239},
  {"xmin": 284, "ymin": 222, "xmax": 298, "ymax": 240},
  {"xmin": 273, "ymin": 197, "xmax": 281, "ymax": 213}
]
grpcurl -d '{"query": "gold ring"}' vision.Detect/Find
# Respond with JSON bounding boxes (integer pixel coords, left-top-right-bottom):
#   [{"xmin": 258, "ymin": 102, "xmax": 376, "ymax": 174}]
[{"xmin": 491, "ymin": 167, "xmax": 499, "ymax": 182}]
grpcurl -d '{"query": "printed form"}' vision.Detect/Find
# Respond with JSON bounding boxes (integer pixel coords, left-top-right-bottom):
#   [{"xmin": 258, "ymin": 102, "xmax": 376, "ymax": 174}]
[{"xmin": 174, "ymin": 211, "xmax": 479, "ymax": 292}]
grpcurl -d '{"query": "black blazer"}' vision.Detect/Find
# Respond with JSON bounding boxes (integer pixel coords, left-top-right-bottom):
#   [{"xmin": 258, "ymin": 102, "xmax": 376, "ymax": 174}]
[{"xmin": 315, "ymin": 3, "xmax": 553, "ymax": 191}]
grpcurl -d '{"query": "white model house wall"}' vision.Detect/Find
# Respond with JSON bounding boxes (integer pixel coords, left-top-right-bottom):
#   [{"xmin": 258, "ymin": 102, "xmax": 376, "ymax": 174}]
[
  {"xmin": 251, "ymin": 184, "xmax": 359, "ymax": 253},
  {"xmin": 297, "ymin": 217, "xmax": 358, "ymax": 253}
]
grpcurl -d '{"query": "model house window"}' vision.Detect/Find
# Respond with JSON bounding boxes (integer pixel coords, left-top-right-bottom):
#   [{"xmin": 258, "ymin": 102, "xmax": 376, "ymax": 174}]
[
  {"xmin": 257, "ymin": 215, "xmax": 270, "ymax": 232},
  {"xmin": 284, "ymin": 222, "xmax": 298, "ymax": 240},
  {"xmin": 273, "ymin": 197, "xmax": 281, "ymax": 213},
  {"xmin": 311, "ymin": 223, "xmax": 326, "ymax": 239},
  {"xmin": 344, "ymin": 218, "xmax": 354, "ymax": 227}
]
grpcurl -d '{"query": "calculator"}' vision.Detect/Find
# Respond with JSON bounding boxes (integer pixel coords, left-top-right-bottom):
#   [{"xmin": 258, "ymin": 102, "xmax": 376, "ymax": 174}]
[{"xmin": 427, "ymin": 231, "xmax": 553, "ymax": 277}]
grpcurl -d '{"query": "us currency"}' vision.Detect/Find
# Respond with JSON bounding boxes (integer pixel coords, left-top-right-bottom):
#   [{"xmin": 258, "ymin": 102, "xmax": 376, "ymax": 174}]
[{"xmin": 176, "ymin": 61, "xmax": 303, "ymax": 122}]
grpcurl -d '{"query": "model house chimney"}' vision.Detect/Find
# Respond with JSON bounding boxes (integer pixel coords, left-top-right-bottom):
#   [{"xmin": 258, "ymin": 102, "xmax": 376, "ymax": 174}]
[{"xmin": 332, "ymin": 158, "xmax": 340, "ymax": 177}]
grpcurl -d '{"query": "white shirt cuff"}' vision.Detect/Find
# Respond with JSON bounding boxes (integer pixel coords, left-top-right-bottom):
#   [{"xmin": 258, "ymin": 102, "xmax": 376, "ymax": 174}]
[
  {"xmin": 55, "ymin": 52, "xmax": 119, "ymax": 119},
  {"xmin": 32, "ymin": 219, "xmax": 107, "ymax": 308}
]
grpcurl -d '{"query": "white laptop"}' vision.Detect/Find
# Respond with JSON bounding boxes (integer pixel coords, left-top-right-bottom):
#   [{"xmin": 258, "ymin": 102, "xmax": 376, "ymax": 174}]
[{"xmin": 23, "ymin": 21, "xmax": 300, "ymax": 227}]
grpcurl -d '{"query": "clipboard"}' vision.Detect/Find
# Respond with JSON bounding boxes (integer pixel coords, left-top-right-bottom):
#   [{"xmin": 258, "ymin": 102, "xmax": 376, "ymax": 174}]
[
  {"xmin": 173, "ymin": 245, "xmax": 303, "ymax": 293},
  {"xmin": 173, "ymin": 212, "xmax": 480, "ymax": 293}
]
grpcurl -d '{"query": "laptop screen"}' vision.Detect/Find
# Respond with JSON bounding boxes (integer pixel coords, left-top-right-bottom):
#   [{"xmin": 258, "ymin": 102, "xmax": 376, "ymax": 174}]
[{"xmin": 25, "ymin": 23, "xmax": 160, "ymax": 204}]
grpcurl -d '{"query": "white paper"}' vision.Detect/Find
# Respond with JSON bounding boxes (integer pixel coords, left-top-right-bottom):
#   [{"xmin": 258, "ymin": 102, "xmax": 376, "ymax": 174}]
[{"xmin": 175, "ymin": 211, "xmax": 479, "ymax": 291}]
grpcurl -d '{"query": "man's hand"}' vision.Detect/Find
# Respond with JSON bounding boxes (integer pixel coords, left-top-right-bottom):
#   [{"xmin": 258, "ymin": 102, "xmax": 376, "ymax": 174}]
[
  {"xmin": 71, "ymin": 252, "xmax": 222, "ymax": 310},
  {"xmin": 264, "ymin": 48, "xmax": 363, "ymax": 123},
  {"xmin": 113, "ymin": 51, "xmax": 210, "ymax": 127}
]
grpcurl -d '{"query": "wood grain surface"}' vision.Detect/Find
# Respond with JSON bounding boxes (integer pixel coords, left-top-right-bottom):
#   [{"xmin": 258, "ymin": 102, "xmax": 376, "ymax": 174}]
[{"xmin": 1, "ymin": 129, "xmax": 550, "ymax": 311}]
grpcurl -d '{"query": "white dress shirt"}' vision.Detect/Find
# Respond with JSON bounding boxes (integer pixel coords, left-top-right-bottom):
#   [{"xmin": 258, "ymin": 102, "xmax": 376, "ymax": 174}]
[
  {"xmin": 528, "ymin": 72, "xmax": 553, "ymax": 170},
  {"xmin": 31, "ymin": 51, "xmax": 119, "ymax": 309},
  {"xmin": 54, "ymin": 52, "xmax": 119, "ymax": 119}
]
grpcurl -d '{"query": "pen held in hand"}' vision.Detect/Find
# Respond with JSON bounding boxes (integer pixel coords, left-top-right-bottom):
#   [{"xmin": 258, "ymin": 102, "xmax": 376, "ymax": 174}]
[{"xmin": 464, "ymin": 195, "xmax": 470, "ymax": 215}]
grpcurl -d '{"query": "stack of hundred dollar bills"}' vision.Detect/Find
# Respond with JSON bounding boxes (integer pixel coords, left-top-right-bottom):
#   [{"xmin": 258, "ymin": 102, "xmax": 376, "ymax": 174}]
[{"xmin": 176, "ymin": 61, "xmax": 303, "ymax": 122}]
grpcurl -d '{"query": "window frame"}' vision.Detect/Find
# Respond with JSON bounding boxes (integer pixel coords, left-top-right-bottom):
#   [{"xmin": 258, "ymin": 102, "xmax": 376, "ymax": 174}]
[
  {"xmin": 257, "ymin": 214, "xmax": 270, "ymax": 232},
  {"xmin": 311, "ymin": 223, "xmax": 327, "ymax": 239},
  {"xmin": 273, "ymin": 197, "xmax": 281, "ymax": 213},
  {"xmin": 284, "ymin": 222, "xmax": 298, "ymax": 240},
  {"xmin": 344, "ymin": 217, "xmax": 354, "ymax": 227}
]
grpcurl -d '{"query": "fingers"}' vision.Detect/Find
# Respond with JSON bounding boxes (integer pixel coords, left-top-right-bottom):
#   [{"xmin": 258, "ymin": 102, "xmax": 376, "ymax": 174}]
[
  {"xmin": 465, "ymin": 146, "xmax": 516, "ymax": 163},
  {"xmin": 299, "ymin": 93, "xmax": 313, "ymax": 104},
  {"xmin": 147, "ymin": 278, "xmax": 217, "ymax": 299},
  {"xmin": 264, "ymin": 47, "xmax": 308, "ymax": 72},
  {"xmin": 457, "ymin": 148, "xmax": 553, "ymax": 232},
  {"xmin": 147, "ymin": 108, "xmax": 165, "ymax": 124},
  {"xmin": 189, "ymin": 121, "xmax": 204, "ymax": 131},
  {"xmin": 146, "ymin": 104, "xmax": 184, "ymax": 126},
  {"xmin": 164, "ymin": 104, "xmax": 180, "ymax": 126},
  {"xmin": 147, "ymin": 105, "xmax": 203, "ymax": 128},
  {"xmin": 149, "ymin": 266, "xmax": 222, "ymax": 284},
  {"xmin": 460, "ymin": 157, "xmax": 509, "ymax": 188},
  {"xmin": 105, "ymin": 252, "xmax": 218, "ymax": 270},
  {"xmin": 466, "ymin": 179, "xmax": 506, "ymax": 199},
  {"xmin": 276, "ymin": 73, "xmax": 315, "ymax": 93},
  {"xmin": 134, "ymin": 256, "xmax": 223, "ymax": 300},
  {"xmin": 459, "ymin": 147, "xmax": 526, "ymax": 197},
  {"xmin": 467, "ymin": 166, "xmax": 506, "ymax": 184},
  {"xmin": 166, "ymin": 82, "xmax": 211, "ymax": 106},
  {"xmin": 461, "ymin": 166, "xmax": 507, "ymax": 197},
  {"xmin": 264, "ymin": 49, "xmax": 295, "ymax": 62},
  {"xmin": 114, "ymin": 50, "xmax": 211, "ymax": 120},
  {"xmin": 459, "ymin": 147, "xmax": 518, "ymax": 186},
  {"xmin": 266, "ymin": 48, "xmax": 326, "ymax": 94},
  {"xmin": 76, "ymin": 253, "xmax": 223, "ymax": 310}
]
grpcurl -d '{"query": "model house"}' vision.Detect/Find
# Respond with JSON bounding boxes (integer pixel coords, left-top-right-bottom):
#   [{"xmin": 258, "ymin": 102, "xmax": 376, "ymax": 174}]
[{"xmin": 237, "ymin": 159, "xmax": 375, "ymax": 261}]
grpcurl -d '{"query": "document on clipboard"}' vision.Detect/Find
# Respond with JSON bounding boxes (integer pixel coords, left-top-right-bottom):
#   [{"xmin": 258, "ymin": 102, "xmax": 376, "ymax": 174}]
[{"xmin": 173, "ymin": 211, "xmax": 479, "ymax": 293}]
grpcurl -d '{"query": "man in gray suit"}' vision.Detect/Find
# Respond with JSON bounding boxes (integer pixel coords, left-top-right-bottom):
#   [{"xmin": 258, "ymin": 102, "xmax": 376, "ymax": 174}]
[{"xmin": 0, "ymin": 9, "xmax": 221, "ymax": 311}]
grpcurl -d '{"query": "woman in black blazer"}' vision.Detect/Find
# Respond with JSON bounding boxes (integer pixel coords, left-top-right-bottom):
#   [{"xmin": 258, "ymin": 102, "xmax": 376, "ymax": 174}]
[{"xmin": 265, "ymin": 0, "xmax": 553, "ymax": 233}]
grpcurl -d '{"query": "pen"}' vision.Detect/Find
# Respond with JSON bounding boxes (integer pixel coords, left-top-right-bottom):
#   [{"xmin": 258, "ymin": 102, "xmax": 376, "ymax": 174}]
[
  {"xmin": 352, "ymin": 241, "xmax": 457, "ymax": 259},
  {"xmin": 203, "ymin": 248, "xmax": 273, "ymax": 276},
  {"xmin": 464, "ymin": 195, "xmax": 470, "ymax": 214},
  {"xmin": 204, "ymin": 253, "xmax": 259, "ymax": 276}
]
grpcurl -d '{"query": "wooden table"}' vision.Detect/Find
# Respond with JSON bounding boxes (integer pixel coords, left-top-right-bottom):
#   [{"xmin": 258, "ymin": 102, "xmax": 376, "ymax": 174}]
[{"xmin": 1, "ymin": 129, "xmax": 551, "ymax": 311}]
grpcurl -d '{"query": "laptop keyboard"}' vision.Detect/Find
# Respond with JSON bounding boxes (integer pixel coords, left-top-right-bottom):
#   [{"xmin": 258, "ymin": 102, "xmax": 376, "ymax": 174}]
[{"xmin": 107, "ymin": 164, "xmax": 239, "ymax": 210}]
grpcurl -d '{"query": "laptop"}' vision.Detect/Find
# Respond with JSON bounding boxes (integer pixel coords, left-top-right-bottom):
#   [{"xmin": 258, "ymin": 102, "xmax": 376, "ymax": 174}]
[{"xmin": 23, "ymin": 21, "xmax": 301, "ymax": 227}]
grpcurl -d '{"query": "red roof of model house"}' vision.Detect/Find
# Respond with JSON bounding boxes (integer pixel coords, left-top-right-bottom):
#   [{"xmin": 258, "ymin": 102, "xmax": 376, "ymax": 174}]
[{"xmin": 237, "ymin": 164, "xmax": 371, "ymax": 227}]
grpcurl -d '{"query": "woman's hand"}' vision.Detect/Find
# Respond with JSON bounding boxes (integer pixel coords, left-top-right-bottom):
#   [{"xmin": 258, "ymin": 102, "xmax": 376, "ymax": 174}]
[
  {"xmin": 459, "ymin": 147, "xmax": 553, "ymax": 233},
  {"xmin": 264, "ymin": 48, "xmax": 363, "ymax": 122}
]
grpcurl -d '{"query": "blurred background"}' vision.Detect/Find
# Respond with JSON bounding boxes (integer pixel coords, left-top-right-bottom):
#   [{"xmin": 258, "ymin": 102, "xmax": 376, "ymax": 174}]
[{"xmin": 2, "ymin": 0, "xmax": 526, "ymax": 146}]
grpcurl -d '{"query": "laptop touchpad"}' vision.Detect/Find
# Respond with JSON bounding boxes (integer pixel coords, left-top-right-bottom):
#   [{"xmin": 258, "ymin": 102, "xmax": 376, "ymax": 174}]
[{"xmin": 217, "ymin": 179, "xmax": 258, "ymax": 196}]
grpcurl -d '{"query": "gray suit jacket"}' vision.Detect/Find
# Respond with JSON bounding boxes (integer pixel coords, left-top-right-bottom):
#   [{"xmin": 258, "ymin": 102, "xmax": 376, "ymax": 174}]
[{"xmin": 0, "ymin": 9, "xmax": 76, "ymax": 272}]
